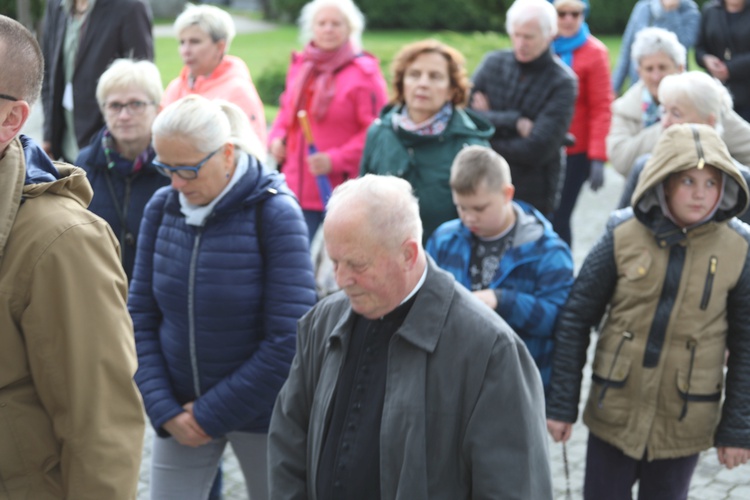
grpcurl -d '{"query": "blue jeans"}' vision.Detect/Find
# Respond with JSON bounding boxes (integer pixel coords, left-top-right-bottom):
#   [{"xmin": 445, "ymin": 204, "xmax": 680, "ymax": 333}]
[
  {"xmin": 150, "ymin": 432, "xmax": 268, "ymax": 500},
  {"xmin": 303, "ymin": 209, "xmax": 325, "ymax": 242},
  {"xmin": 584, "ymin": 432, "xmax": 699, "ymax": 500}
]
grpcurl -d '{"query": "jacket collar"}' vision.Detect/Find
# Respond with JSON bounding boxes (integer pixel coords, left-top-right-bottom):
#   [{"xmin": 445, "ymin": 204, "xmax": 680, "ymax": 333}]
[
  {"xmin": 328, "ymin": 258, "xmax": 455, "ymax": 354},
  {"xmin": 0, "ymin": 138, "xmax": 26, "ymax": 260}
]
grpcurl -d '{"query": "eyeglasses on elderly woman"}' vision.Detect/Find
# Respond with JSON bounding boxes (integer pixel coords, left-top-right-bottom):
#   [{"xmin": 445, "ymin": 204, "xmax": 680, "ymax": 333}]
[{"xmin": 153, "ymin": 147, "xmax": 221, "ymax": 180}]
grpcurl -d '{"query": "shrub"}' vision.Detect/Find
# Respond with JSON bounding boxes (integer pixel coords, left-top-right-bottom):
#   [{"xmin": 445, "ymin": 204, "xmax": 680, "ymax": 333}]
[{"xmin": 255, "ymin": 60, "xmax": 289, "ymax": 107}]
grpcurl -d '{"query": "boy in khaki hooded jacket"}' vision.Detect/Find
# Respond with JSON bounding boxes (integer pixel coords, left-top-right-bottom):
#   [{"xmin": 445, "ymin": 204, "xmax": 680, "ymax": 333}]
[{"xmin": 546, "ymin": 124, "xmax": 750, "ymax": 499}]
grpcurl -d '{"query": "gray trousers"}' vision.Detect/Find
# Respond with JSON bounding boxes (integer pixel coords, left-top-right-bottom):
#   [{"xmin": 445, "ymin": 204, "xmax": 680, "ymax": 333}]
[{"xmin": 150, "ymin": 432, "xmax": 268, "ymax": 500}]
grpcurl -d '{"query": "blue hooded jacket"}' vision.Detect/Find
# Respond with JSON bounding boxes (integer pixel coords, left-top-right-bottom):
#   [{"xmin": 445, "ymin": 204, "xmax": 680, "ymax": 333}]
[{"xmin": 129, "ymin": 153, "xmax": 317, "ymax": 437}]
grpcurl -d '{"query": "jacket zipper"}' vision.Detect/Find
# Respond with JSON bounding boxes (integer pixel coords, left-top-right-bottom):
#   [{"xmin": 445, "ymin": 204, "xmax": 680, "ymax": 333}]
[
  {"xmin": 700, "ymin": 256, "xmax": 718, "ymax": 310},
  {"xmin": 691, "ymin": 126, "xmax": 706, "ymax": 170},
  {"xmin": 188, "ymin": 229, "xmax": 204, "ymax": 397},
  {"xmin": 679, "ymin": 340, "xmax": 698, "ymax": 421},
  {"xmin": 597, "ymin": 331, "xmax": 634, "ymax": 408}
]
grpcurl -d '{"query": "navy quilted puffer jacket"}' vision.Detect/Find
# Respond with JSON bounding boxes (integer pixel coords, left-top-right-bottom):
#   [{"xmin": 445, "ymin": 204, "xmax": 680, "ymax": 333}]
[{"xmin": 129, "ymin": 153, "xmax": 316, "ymax": 438}]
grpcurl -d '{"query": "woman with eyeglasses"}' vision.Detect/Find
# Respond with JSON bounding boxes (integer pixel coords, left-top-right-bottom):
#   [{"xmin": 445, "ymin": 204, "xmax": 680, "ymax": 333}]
[
  {"xmin": 549, "ymin": 0, "xmax": 613, "ymax": 248},
  {"xmin": 129, "ymin": 95, "xmax": 316, "ymax": 500},
  {"xmin": 75, "ymin": 58, "xmax": 167, "ymax": 281}
]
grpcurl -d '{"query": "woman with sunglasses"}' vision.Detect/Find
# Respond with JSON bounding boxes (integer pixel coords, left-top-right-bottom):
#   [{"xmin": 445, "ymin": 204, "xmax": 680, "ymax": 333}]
[
  {"xmin": 75, "ymin": 59, "xmax": 168, "ymax": 281},
  {"xmin": 550, "ymin": 0, "xmax": 613, "ymax": 248},
  {"xmin": 611, "ymin": 0, "xmax": 699, "ymax": 95},
  {"xmin": 129, "ymin": 95, "xmax": 316, "ymax": 500}
]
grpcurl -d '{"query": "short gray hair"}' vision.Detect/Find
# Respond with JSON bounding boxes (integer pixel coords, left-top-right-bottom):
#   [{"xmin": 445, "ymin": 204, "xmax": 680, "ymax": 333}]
[
  {"xmin": 658, "ymin": 71, "xmax": 732, "ymax": 136},
  {"xmin": 96, "ymin": 59, "xmax": 163, "ymax": 107},
  {"xmin": 0, "ymin": 15, "xmax": 43, "ymax": 105},
  {"xmin": 631, "ymin": 27, "xmax": 685, "ymax": 69},
  {"xmin": 152, "ymin": 95, "xmax": 264, "ymax": 161},
  {"xmin": 506, "ymin": 0, "xmax": 558, "ymax": 39},
  {"xmin": 298, "ymin": 0, "xmax": 365, "ymax": 50},
  {"xmin": 327, "ymin": 175, "xmax": 423, "ymax": 247},
  {"xmin": 174, "ymin": 3, "xmax": 235, "ymax": 52}
]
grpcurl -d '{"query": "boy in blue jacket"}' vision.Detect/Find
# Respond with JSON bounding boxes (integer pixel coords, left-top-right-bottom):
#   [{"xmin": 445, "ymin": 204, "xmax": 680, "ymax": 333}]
[{"xmin": 426, "ymin": 145, "xmax": 574, "ymax": 390}]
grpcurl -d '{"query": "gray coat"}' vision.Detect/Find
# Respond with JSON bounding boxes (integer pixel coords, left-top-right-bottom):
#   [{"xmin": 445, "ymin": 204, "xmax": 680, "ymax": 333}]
[{"xmin": 268, "ymin": 260, "xmax": 552, "ymax": 500}]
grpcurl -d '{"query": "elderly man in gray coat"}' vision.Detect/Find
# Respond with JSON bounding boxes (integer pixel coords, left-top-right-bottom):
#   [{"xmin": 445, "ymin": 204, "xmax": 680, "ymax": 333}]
[{"xmin": 268, "ymin": 174, "xmax": 552, "ymax": 499}]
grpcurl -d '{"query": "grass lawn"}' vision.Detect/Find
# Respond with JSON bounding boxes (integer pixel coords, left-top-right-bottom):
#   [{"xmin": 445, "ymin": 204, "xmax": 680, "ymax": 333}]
[{"xmin": 154, "ymin": 19, "xmax": 627, "ymax": 124}]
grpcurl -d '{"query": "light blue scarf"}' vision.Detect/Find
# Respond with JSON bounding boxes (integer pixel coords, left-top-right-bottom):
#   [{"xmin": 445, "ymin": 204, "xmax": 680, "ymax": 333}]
[{"xmin": 552, "ymin": 23, "xmax": 590, "ymax": 68}]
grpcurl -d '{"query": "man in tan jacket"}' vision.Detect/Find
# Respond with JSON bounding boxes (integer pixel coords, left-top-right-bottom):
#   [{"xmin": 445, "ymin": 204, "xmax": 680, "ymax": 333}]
[{"xmin": 0, "ymin": 16, "xmax": 144, "ymax": 499}]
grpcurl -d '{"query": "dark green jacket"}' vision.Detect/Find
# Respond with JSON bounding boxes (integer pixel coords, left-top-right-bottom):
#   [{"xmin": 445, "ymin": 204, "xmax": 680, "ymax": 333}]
[{"xmin": 360, "ymin": 105, "xmax": 493, "ymax": 241}]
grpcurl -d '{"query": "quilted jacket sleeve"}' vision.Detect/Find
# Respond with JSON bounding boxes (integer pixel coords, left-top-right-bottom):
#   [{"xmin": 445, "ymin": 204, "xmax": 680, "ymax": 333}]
[
  {"xmin": 192, "ymin": 193, "xmax": 317, "ymax": 437},
  {"xmin": 715, "ymin": 220, "xmax": 750, "ymax": 449},
  {"xmin": 130, "ymin": 189, "xmax": 185, "ymax": 435},
  {"xmin": 546, "ymin": 217, "xmax": 620, "ymax": 422}
]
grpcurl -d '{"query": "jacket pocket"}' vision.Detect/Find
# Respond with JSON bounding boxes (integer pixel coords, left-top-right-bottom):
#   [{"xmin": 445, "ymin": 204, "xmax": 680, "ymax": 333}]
[
  {"xmin": 623, "ymin": 250, "xmax": 652, "ymax": 281},
  {"xmin": 699, "ymin": 256, "xmax": 718, "ymax": 310},
  {"xmin": 665, "ymin": 365, "xmax": 724, "ymax": 441},
  {"xmin": 588, "ymin": 338, "xmax": 633, "ymax": 426}
]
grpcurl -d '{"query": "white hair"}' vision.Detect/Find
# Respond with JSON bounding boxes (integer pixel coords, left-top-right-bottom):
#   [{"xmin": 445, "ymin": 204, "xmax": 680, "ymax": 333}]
[
  {"xmin": 152, "ymin": 95, "xmax": 264, "ymax": 162},
  {"xmin": 327, "ymin": 174, "xmax": 423, "ymax": 246},
  {"xmin": 96, "ymin": 58, "xmax": 163, "ymax": 107},
  {"xmin": 298, "ymin": 0, "xmax": 365, "ymax": 50},
  {"xmin": 658, "ymin": 71, "xmax": 733, "ymax": 136},
  {"xmin": 631, "ymin": 27, "xmax": 686, "ymax": 69},
  {"xmin": 506, "ymin": 0, "xmax": 558, "ymax": 38},
  {"xmin": 174, "ymin": 3, "xmax": 236, "ymax": 52}
]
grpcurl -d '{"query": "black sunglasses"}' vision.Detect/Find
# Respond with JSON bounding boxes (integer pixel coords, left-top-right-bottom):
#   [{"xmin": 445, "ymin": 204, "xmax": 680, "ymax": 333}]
[
  {"xmin": 0, "ymin": 93, "xmax": 19, "ymax": 102},
  {"xmin": 557, "ymin": 11, "xmax": 582, "ymax": 19}
]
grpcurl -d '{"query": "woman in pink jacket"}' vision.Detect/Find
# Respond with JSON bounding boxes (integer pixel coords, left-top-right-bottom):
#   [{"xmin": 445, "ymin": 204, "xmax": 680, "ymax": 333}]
[
  {"xmin": 268, "ymin": 0, "xmax": 388, "ymax": 238},
  {"xmin": 163, "ymin": 4, "xmax": 267, "ymax": 146}
]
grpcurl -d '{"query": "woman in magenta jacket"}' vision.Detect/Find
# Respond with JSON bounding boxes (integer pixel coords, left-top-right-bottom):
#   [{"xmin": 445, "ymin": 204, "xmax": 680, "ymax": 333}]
[
  {"xmin": 268, "ymin": 0, "xmax": 387, "ymax": 239},
  {"xmin": 550, "ymin": 0, "xmax": 613, "ymax": 248}
]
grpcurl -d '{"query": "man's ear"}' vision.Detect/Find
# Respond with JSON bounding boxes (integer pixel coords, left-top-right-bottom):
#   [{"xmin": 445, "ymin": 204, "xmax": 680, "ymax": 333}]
[
  {"xmin": 0, "ymin": 101, "xmax": 30, "ymax": 144},
  {"xmin": 401, "ymin": 238, "xmax": 420, "ymax": 269}
]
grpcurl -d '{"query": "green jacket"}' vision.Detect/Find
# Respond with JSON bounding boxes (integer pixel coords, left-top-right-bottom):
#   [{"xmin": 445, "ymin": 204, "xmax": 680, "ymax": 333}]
[{"xmin": 360, "ymin": 105, "xmax": 493, "ymax": 241}]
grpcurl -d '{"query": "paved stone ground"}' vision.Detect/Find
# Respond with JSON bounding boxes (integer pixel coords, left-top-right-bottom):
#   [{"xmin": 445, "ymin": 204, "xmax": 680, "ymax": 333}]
[{"xmin": 21, "ymin": 6, "xmax": 750, "ymax": 498}]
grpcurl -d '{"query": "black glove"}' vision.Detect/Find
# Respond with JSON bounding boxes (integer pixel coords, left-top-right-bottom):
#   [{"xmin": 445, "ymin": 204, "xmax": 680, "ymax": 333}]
[{"xmin": 589, "ymin": 160, "xmax": 605, "ymax": 192}]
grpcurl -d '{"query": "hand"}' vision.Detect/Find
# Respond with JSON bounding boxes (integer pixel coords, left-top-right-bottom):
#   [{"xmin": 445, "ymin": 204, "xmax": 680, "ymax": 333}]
[
  {"xmin": 661, "ymin": 0, "xmax": 680, "ymax": 11},
  {"xmin": 588, "ymin": 160, "xmax": 605, "ymax": 192},
  {"xmin": 308, "ymin": 152, "xmax": 332, "ymax": 176},
  {"xmin": 547, "ymin": 419, "xmax": 574, "ymax": 443},
  {"xmin": 516, "ymin": 117, "xmax": 534, "ymax": 138},
  {"xmin": 471, "ymin": 91, "xmax": 490, "ymax": 112},
  {"xmin": 703, "ymin": 54, "xmax": 722, "ymax": 73},
  {"xmin": 42, "ymin": 141, "xmax": 54, "ymax": 159},
  {"xmin": 270, "ymin": 138, "xmax": 286, "ymax": 164},
  {"xmin": 163, "ymin": 405, "xmax": 211, "ymax": 448},
  {"xmin": 713, "ymin": 62, "xmax": 729, "ymax": 83},
  {"xmin": 472, "ymin": 289, "xmax": 498, "ymax": 309},
  {"xmin": 717, "ymin": 446, "xmax": 750, "ymax": 469}
]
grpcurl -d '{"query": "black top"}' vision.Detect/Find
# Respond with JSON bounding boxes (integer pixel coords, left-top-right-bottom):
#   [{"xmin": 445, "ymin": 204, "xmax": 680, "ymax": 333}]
[{"xmin": 317, "ymin": 295, "xmax": 416, "ymax": 500}]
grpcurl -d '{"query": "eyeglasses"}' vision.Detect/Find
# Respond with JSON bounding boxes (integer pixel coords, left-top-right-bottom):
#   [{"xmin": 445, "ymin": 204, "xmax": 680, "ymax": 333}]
[
  {"xmin": 0, "ymin": 93, "xmax": 19, "ymax": 102},
  {"xmin": 153, "ymin": 148, "xmax": 221, "ymax": 180},
  {"xmin": 557, "ymin": 11, "xmax": 582, "ymax": 18},
  {"xmin": 103, "ymin": 100, "xmax": 154, "ymax": 116}
]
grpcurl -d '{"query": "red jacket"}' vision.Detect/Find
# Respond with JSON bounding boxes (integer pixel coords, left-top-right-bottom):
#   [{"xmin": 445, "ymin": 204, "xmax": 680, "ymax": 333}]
[
  {"xmin": 566, "ymin": 36, "xmax": 613, "ymax": 161},
  {"xmin": 268, "ymin": 51, "xmax": 387, "ymax": 211}
]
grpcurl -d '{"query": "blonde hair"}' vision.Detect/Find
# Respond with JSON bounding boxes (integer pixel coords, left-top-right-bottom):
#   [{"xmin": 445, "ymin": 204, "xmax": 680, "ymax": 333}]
[
  {"xmin": 450, "ymin": 145, "xmax": 512, "ymax": 194},
  {"xmin": 152, "ymin": 95, "xmax": 265, "ymax": 162},
  {"xmin": 96, "ymin": 59, "xmax": 163, "ymax": 107}
]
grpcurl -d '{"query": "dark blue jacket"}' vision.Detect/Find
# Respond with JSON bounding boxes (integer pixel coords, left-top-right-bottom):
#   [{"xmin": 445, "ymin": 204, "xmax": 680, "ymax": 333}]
[
  {"xmin": 76, "ymin": 127, "xmax": 169, "ymax": 280},
  {"xmin": 426, "ymin": 202, "xmax": 574, "ymax": 388},
  {"xmin": 129, "ymin": 153, "xmax": 317, "ymax": 438}
]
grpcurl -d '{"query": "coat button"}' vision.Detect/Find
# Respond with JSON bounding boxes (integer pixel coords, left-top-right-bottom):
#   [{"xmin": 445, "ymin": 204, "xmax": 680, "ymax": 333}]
[{"xmin": 638, "ymin": 266, "xmax": 646, "ymax": 276}]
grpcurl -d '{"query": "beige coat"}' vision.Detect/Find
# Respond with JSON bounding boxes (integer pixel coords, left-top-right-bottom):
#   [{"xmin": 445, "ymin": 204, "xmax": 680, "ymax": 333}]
[
  {"xmin": 0, "ymin": 137, "xmax": 144, "ymax": 499},
  {"xmin": 606, "ymin": 80, "xmax": 750, "ymax": 177},
  {"xmin": 585, "ymin": 125, "xmax": 750, "ymax": 459}
]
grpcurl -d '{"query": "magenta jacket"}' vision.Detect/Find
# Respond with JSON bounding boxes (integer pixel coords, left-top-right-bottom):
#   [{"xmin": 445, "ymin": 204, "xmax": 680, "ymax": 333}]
[{"xmin": 268, "ymin": 51, "xmax": 387, "ymax": 211}]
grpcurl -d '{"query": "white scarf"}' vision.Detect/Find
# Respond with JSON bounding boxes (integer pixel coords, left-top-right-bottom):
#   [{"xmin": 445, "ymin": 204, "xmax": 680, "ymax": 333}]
[{"xmin": 180, "ymin": 152, "xmax": 250, "ymax": 227}]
